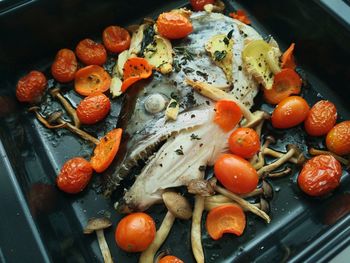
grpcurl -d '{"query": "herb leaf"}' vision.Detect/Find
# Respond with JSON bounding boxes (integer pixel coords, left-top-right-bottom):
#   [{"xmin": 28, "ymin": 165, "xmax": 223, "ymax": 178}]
[
  {"xmin": 168, "ymin": 101, "xmax": 178, "ymax": 108},
  {"xmin": 227, "ymin": 29, "xmax": 234, "ymax": 40},
  {"xmin": 174, "ymin": 47, "xmax": 196, "ymax": 61},
  {"xmin": 214, "ymin": 50, "xmax": 227, "ymax": 61},
  {"xmin": 190, "ymin": 133, "xmax": 201, "ymax": 140},
  {"xmin": 175, "ymin": 148, "xmax": 184, "ymax": 155}
]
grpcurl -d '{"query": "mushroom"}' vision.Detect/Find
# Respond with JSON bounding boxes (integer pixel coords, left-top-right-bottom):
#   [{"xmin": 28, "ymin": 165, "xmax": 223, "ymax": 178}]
[
  {"xmin": 257, "ymin": 144, "xmax": 304, "ymax": 177},
  {"xmin": 204, "ymin": 0, "xmax": 225, "ymax": 13},
  {"xmin": 83, "ymin": 217, "xmax": 113, "ymax": 263},
  {"xmin": 28, "ymin": 106, "xmax": 66, "ymax": 129},
  {"xmin": 240, "ymin": 180, "xmax": 273, "ymax": 200},
  {"xmin": 185, "ymin": 78, "xmax": 268, "ymax": 128},
  {"xmin": 309, "ymin": 147, "xmax": 349, "ymax": 166},
  {"xmin": 188, "ymin": 179, "xmax": 216, "ymax": 196},
  {"xmin": 139, "ymin": 192, "xmax": 192, "ymax": 263},
  {"xmin": 191, "ymin": 195, "xmax": 205, "ymax": 263},
  {"xmin": 250, "ymin": 135, "xmax": 276, "ymax": 170},
  {"xmin": 50, "ymin": 87, "xmax": 80, "ymax": 127},
  {"xmin": 144, "ymin": 94, "xmax": 167, "ymax": 114},
  {"xmin": 263, "ymin": 147, "xmax": 305, "ymax": 165},
  {"xmin": 266, "ymin": 167, "xmax": 292, "ymax": 178}
]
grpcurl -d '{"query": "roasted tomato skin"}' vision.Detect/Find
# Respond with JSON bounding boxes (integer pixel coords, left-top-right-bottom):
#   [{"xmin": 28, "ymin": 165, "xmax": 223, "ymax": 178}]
[
  {"xmin": 326, "ymin": 121, "xmax": 350, "ymax": 155},
  {"xmin": 214, "ymin": 153, "xmax": 259, "ymax": 194},
  {"xmin": 56, "ymin": 157, "xmax": 93, "ymax": 194},
  {"xmin": 102, "ymin": 25, "xmax": 131, "ymax": 53},
  {"xmin": 228, "ymin": 127, "xmax": 260, "ymax": 159},
  {"xmin": 156, "ymin": 12, "xmax": 193, "ymax": 39},
  {"xmin": 304, "ymin": 100, "xmax": 337, "ymax": 136},
  {"xmin": 76, "ymin": 93, "xmax": 111, "ymax": 125},
  {"xmin": 16, "ymin": 71, "xmax": 47, "ymax": 103},
  {"xmin": 76, "ymin": 38, "xmax": 107, "ymax": 66},
  {"xmin": 298, "ymin": 155, "xmax": 342, "ymax": 196},
  {"xmin": 51, "ymin": 49, "xmax": 78, "ymax": 83},
  {"xmin": 190, "ymin": 0, "xmax": 215, "ymax": 11},
  {"xmin": 115, "ymin": 212, "xmax": 156, "ymax": 252},
  {"xmin": 271, "ymin": 96, "xmax": 310, "ymax": 129},
  {"xmin": 159, "ymin": 256, "xmax": 184, "ymax": 263}
]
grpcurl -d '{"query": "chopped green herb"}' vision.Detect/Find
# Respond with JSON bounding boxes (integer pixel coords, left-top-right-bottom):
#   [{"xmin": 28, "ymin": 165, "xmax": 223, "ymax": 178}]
[
  {"xmin": 214, "ymin": 50, "xmax": 227, "ymax": 61},
  {"xmin": 174, "ymin": 46, "xmax": 196, "ymax": 61},
  {"xmin": 227, "ymin": 29, "xmax": 234, "ymax": 40},
  {"xmin": 168, "ymin": 101, "xmax": 178, "ymax": 108},
  {"xmin": 190, "ymin": 134, "xmax": 201, "ymax": 140},
  {"xmin": 175, "ymin": 148, "xmax": 184, "ymax": 155},
  {"xmin": 198, "ymin": 165, "xmax": 206, "ymax": 172},
  {"xmin": 223, "ymin": 37, "xmax": 230, "ymax": 46}
]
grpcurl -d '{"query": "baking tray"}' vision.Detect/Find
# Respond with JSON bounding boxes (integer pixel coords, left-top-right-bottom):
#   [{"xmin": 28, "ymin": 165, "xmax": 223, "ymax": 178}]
[{"xmin": 1, "ymin": 0, "xmax": 350, "ymax": 262}]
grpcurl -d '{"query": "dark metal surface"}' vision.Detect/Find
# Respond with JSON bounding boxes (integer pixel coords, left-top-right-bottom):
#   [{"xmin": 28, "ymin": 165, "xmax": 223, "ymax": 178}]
[{"xmin": 1, "ymin": 0, "xmax": 350, "ymax": 262}]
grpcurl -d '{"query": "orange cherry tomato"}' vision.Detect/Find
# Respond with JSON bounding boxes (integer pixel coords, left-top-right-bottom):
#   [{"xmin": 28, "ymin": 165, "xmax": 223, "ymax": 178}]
[
  {"xmin": 102, "ymin": 25, "xmax": 131, "ymax": 53},
  {"xmin": 76, "ymin": 38, "xmax": 107, "ymax": 66},
  {"xmin": 326, "ymin": 121, "xmax": 350, "ymax": 155},
  {"xmin": 76, "ymin": 93, "xmax": 111, "ymax": 125},
  {"xmin": 56, "ymin": 157, "xmax": 93, "ymax": 194},
  {"xmin": 298, "ymin": 155, "xmax": 342, "ymax": 196},
  {"xmin": 304, "ymin": 100, "xmax": 337, "ymax": 136},
  {"xmin": 214, "ymin": 153, "xmax": 258, "ymax": 194},
  {"xmin": 115, "ymin": 212, "xmax": 156, "ymax": 252},
  {"xmin": 16, "ymin": 71, "xmax": 47, "ymax": 103},
  {"xmin": 121, "ymin": 57, "xmax": 153, "ymax": 92},
  {"xmin": 90, "ymin": 128, "xmax": 122, "ymax": 173},
  {"xmin": 271, "ymin": 96, "xmax": 310, "ymax": 129},
  {"xmin": 228, "ymin": 127, "xmax": 260, "ymax": 159},
  {"xmin": 206, "ymin": 204, "xmax": 246, "ymax": 240},
  {"xmin": 229, "ymin": 10, "xmax": 251, "ymax": 25},
  {"xmin": 51, "ymin": 48, "xmax": 78, "ymax": 83},
  {"xmin": 281, "ymin": 43, "xmax": 296, "ymax": 70},
  {"xmin": 74, "ymin": 65, "xmax": 111, "ymax": 96},
  {"xmin": 159, "ymin": 255, "xmax": 184, "ymax": 263},
  {"xmin": 190, "ymin": 0, "xmax": 214, "ymax": 11},
  {"xmin": 214, "ymin": 100, "xmax": 243, "ymax": 132},
  {"xmin": 156, "ymin": 11, "xmax": 193, "ymax": 39}
]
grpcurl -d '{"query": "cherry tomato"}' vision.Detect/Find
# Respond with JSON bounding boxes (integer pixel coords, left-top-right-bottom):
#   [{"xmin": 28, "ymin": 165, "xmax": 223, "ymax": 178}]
[
  {"xmin": 74, "ymin": 65, "xmax": 111, "ymax": 96},
  {"xmin": 326, "ymin": 121, "xmax": 350, "ymax": 155},
  {"xmin": 76, "ymin": 93, "xmax": 111, "ymax": 125},
  {"xmin": 76, "ymin": 38, "xmax": 107, "ymax": 66},
  {"xmin": 304, "ymin": 100, "xmax": 337, "ymax": 136},
  {"xmin": 115, "ymin": 212, "xmax": 156, "ymax": 252},
  {"xmin": 56, "ymin": 157, "xmax": 93, "ymax": 194},
  {"xmin": 228, "ymin": 127, "xmax": 260, "ymax": 159},
  {"xmin": 159, "ymin": 255, "xmax": 184, "ymax": 263},
  {"xmin": 102, "ymin": 25, "xmax": 131, "ymax": 53},
  {"xmin": 51, "ymin": 48, "xmax": 78, "ymax": 83},
  {"xmin": 156, "ymin": 11, "xmax": 193, "ymax": 39},
  {"xmin": 16, "ymin": 71, "xmax": 47, "ymax": 103},
  {"xmin": 214, "ymin": 153, "xmax": 259, "ymax": 194},
  {"xmin": 271, "ymin": 96, "xmax": 310, "ymax": 129},
  {"xmin": 190, "ymin": 0, "xmax": 214, "ymax": 11},
  {"xmin": 298, "ymin": 155, "xmax": 342, "ymax": 196}
]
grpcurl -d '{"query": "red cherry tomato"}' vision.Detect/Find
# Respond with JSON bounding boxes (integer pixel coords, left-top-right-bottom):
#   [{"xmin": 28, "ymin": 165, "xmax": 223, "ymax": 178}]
[
  {"xmin": 228, "ymin": 127, "xmax": 260, "ymax": 159},
  {"xmin": 190, "ymin": 0, "xmax": 215, "ymax": 11},
  {"xmin": 76, "ymin": 38, "xmax": 107, "ymax": 66},
  {"xmin": 298, "ymin": 155, "xmax": 342, "ymax": 196},
  {"xmin": 326, "ymin": 121, "xmax": 350, "ymax": 155},
  {"xmin": 271, "ymin": 96, "xmax": 310, "ymax": 129},
  {"xmin": 51, "ymin": 48, "xmax": 78, "ymax": 83},
  {"xmin": 304, "ymin": 100, "xmax": 337, "ymax": 136},
  {"xmin": 102, "ymin": 25, "xmax": 131, "ymax": 53},
  {"xmin": 159, "ymin": 255, "xmax": 184, "ymax": 263},
  {"xmin": 76, "ymin": 93, "xmax": 111, "ymax": 125},
  {"xmin": 16, "ymin": 71, "xmax": 47, "ymax": 103},
  {"xmin": 156, "ymin": 11, "xmax": 193, "ymax": 39},
  {"xmin": 56, "ymin": 157, "xmax": 93, "ymax": 194},
  {"xmin": 115, "ymin": 212, "xmax": 156, "ymax": 252},
  {"xmin": 214, "ymin": 153, "xmax": 259, "ymax": 194}
]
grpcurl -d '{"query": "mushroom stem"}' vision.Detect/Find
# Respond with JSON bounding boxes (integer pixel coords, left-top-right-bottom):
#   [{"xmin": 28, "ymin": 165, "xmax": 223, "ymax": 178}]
[
  {"xmin": 309, "ymin": 147, "xmax": 349, "ymax": 166},
  {"xmin": 28, "ymin": 107, "xmax": 66, "ymax": 129},
  {"xmin": 250, "ymin": 136, "xmax": 276, "ymax": 170},
  {"xmin": 50, "ymin": 88, "xmax": 80, "ymax": 128},
  {"xmin": 266, "ymin": 167, "xmax": 292, "ymax": 178},
  {"xmin": 204, "ymin": 196, "xmax": 270, "ymax": 213},
  {"xmin": 96, "ymin": 230, "xmax": 113, "ymax": 263},
  {"xmin": 210, "ymin": 179, "xmax": 271, "ymax": 223},
  {"xmin": 139, "ymin": 211, "xmax": 175, "ymax": 263},
  {"xmin": 191, "ymin": 195, "xmax": 205, "ymax": 263},
  {"xmin": 263, "ymin": 148, "xmax": 298, "ymax": 164}
]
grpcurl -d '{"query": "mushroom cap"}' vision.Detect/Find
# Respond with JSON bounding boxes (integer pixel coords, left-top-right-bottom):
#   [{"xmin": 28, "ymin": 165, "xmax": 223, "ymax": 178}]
[
  {"xmin": 265, "ymin": 135, "xmax": 276, "ymax": 145},
  {"xmin": 49, "ymin": 87, "xmax": 60, "ymax": 96},
  {"xmin": 259, "ymin": 198, "xmax": 270, "ymax": 214},
  {"xmin": 83, "ymin": 217, "xmax": 112, "ymax": 234},
  {"xmin": 261, "ymin": 180, "xmax": 273, "ymax": 200},
  {"xmin": 162, "ymin": 192, "xmax": 192, "ymax": 220},
  {"xmin": 47, "ymin": 111, "xmax": 63, "ymax": 124}
]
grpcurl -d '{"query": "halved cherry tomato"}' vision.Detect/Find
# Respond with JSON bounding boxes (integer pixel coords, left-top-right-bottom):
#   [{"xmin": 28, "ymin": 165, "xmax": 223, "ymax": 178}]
[
  {"xmin": 206, "ymin": 204, "xmax": 246, "ymax": 240},
  {"xmin": 263, "ymin": 68, "xmax": 302, "ymax": 105},
  {"xmin": 76, "ymin": 38, "xmax": 107, "ymax": 66},
  {"xmin": 115, "ymin": 212, "xmax": 156, "ymax": 252},
  {"xmin": 76, "ymin": 93, "xmax": 111, "ymax": 125},
  {"xmin": 214, "ymin": 153, "xmax": 258, "ymax": 194},
  {"xmin": 159, "ymin": 255, "xmax": 184, "ymax": 263},
  {"xmin": 326, "ymin": 121, "xmax": 350, "ymax": 155},
  {"xmin": 156, "ymin": 11, "xmax": 193, "ymax": 39},
  {"xmin": 281, "ymin": 43, "xmax": 296, "ymax": 69},
  {"xmin": 16, "ymin": 71, "xmax": 47, "ymax": 103},
  {"xmin": 90, "ymin": 128, "xmax": 122, "ymax": 173},
  {"xmin": 304, "ymin": 100, "xmax": 337, "ymax": 136},
  {"xmin": 271, "ymin": 96, "xmax": 310, "ymax": 129},
  {"xmin": 214, "ymin": 100, "xmax": 243, "ymax": 132},
  {"xmin": 298, "ymin": 155, "xmax": 342, "ymax": 196},
  {"xmin": 229, "ymin": 10, "xmax": 251, "ymax": 25},
  {"xmin": 51, "ymin": 48, "xmax": 77, "ymax": 83},
  {"xmin": 75, "ymin": 65, "xmax": 111, "ymax": 96},
  {"xmin": 102, "ymin": 25, "xmax": 131, "ymax": 53},
  {"xmin": 56, "ymin": 157, "xmax": 93, "ymax": 194},
  {"xmin": 121, "ymin": 57, "xmax": 153, "ymax": 92},
  {"xmin": 228, "ymin": 127, "xmax": 260, "ymax": 159},
  {"xmin": 190, "ymin": 0, "xmax": 214, "ymax": 11}
]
